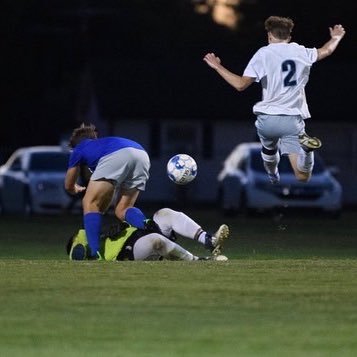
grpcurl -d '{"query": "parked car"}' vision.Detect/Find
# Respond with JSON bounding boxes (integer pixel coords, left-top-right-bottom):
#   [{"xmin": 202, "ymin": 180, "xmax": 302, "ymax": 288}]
[
  {"xmin": 218, "ymin": 142, "xmax": 342, "ymax": 216},
  {"xmin": 0, "ymin": 146, "xmax": 79, "ymax": 214}
]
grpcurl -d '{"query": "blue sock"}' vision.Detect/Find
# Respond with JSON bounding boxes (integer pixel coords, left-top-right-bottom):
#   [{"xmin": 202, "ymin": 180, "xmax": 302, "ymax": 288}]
[
  {"xmin": 84, "ymin": 212, "xmax": 102, "ymax": 257},
  {"xmin": 124, "ymin": 207, "xmax": 147, "ymax": 229}
]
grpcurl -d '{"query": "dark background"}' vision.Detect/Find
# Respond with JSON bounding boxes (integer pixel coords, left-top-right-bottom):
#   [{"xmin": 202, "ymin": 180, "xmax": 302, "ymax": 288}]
[{"xmin": 0, "ymin": 0, "xmax": 354, "ymax": 155}]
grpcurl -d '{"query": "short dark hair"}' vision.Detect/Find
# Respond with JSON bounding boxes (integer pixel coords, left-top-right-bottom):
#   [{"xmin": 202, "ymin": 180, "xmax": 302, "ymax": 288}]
[
  {"xmin": 265, "ymin": 16, "xmax": 294, "ymax": 40},
  {"xmin": 69, "ymin": 123, "xmax": 98, "ymax": 148}
]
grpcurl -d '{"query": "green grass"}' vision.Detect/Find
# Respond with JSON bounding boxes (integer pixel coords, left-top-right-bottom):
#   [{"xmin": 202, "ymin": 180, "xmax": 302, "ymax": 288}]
[{"xmin": 1, "ymin": 210, "xmax": 357, "ymax": 356}]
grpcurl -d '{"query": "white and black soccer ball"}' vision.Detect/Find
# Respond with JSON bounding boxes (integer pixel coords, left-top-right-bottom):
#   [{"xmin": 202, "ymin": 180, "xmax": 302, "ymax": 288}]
[{"xmin": 167, "ymin": 154, "xmax": 197, "ymax": 185}]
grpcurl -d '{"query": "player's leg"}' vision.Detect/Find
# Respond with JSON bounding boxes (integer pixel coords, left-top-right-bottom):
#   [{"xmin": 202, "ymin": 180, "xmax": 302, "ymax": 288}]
[
  {"xmin": 278, "ymin": 116, "xmax": 320, "ymax": 182},
  {"xmin": 285, "ymin": 131, "xmax": 320, "ymax": 182},
  {"xmin": 114, "ymin": 148, "xmax": 150, "ymax": 227},
  {"xmin": 291, "ymin": 132, "xmax": 322, "ymax": 182},
  {"xmin": 113, "ymin": 188, "xmax": 149, "ymax": 230},
  {"xmin": 132, "ymin": 233, "xmax": 198, "ymax": 261},
  {"xmin": 261, "ymin": 146, "xmax": 280, "ymax": 184},
  {"xmin": 82, "ymin": 179, "xmax": 114, "ymax": 258},
  {"xmin": 288, "ymin": 150, "xmax": 314, "ymax": 182},
  {"xmin": 153, "ymin": 208, "xmax": 200, "ymax": 239},
  {"xmin": 255, "ymin": 115, "xmax": 281, "ymax": 184},
  {"xmin": 153, "ymin": 208, "xmax": 229, "ymax": 254},
  {"xmin": 114, "ymin": 188, "xmax": 140, "ymax": 221}
]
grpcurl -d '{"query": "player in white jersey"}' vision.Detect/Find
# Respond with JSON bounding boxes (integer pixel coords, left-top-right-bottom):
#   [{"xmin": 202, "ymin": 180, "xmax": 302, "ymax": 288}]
[{"xmin": 203, "ymin": 16, "xmax": 345, "ymax": 184}]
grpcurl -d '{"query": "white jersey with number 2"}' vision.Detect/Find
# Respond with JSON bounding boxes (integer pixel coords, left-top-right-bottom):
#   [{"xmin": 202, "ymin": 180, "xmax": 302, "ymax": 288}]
[{"xmin": 243, "ymin": 42, "xmax": 318, "ymax": 119}]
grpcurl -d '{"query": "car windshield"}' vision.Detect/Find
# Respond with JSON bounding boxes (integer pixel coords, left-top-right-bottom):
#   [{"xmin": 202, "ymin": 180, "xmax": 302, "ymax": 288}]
[
  {"xmin": 29, "ymin": 152, "xmax": 69, "ymax": 172},
  {"xmin": 250, "ymin": 149, "xmax": 324, "ymax": 174}
]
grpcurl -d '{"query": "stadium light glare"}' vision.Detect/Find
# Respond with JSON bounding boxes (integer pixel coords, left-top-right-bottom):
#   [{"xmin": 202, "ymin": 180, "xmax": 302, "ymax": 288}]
[{"xmin": 192, "ymin": 0, "xmax": 241, "ymax": 30}]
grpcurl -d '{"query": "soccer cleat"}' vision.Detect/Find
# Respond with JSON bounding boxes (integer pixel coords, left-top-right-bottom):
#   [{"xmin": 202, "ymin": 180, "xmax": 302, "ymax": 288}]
[
  {"xmin": 268, "ymin": 171, "xmax": 280, "ymax": 184},
  {"xmin": 299, "ymin": 133, "xmax": 322, "ymax": 152},
  {"xmin": 70, "ymin": 243, "xmax": 86, "ymax": 260},
  {"xmin": 211, "ymin": 224, "xmax": 229, "ymax": 256}
]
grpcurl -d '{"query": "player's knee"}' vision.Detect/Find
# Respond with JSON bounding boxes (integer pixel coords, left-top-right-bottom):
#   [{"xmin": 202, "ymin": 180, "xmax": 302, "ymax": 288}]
[
  {"xmin": 156, "ymin": 208, "xmax": 175, "ymax": 217},
  {"xmin": 152, "ymin": 235, "xmax": 165, "ymax": 250},
  {"xmin": 295, "ymin": 172, "xmax": 311, "ymax": 182},
  {"xmin": 82, "ymin": 195, "xmax": 94, "ymax": 211},
  {"xmin": 154, "ymin": 208, "xmax": 178, "ymax": 225},
  {"xmin": 83, "ymin": 195, "xmax": 106, "ymax": 213}
]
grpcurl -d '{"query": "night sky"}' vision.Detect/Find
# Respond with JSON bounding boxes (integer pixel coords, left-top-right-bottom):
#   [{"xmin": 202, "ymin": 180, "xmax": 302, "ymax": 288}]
[{"xmin": 0, "ymin": 0, "xmax": 354, "ymax": 155}]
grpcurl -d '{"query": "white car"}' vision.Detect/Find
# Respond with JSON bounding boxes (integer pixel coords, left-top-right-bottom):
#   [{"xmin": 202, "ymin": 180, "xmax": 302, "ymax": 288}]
[
  {"xmin": 218, "ymin": 142, "xmax": 342, "ymax": 217},
  {"xmin": 0, "ymin": 146, "xmax": 78, "ymax": 214}
]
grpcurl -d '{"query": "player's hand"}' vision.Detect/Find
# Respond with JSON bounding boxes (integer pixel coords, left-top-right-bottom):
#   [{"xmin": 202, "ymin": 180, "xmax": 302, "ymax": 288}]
[
  {"xmin": 329, "ymin": 24, "xmax": 345, "ymax": 41},
  {"xmin": 203, "ymin": 53, "xmax": 222, "ymax": 70},
  {"xmin": 74, "ymin": 183, "xmax": 86, "ymax": 194}
]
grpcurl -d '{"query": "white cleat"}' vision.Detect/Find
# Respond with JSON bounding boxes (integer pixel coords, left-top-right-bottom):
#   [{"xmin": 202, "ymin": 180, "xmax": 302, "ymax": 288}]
[
  {"xmin": 299, "ymin": 133, "xmax": 322, "ymax": 152},
  {"xmin": 211, "ymin": 224, "xmax": 229, "ymax": 256}
]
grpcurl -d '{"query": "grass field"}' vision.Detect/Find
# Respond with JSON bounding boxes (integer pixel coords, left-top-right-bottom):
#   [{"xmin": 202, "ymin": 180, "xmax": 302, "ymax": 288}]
[{"xmin": 1, "ymin": 209, "xmax": 357, "ymax": 356}]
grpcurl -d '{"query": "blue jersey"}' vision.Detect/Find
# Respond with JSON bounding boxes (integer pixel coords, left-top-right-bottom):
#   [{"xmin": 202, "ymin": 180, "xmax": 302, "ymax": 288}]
[{"xmin": 68, "ymin": 137, "xmax": 145, "ymax": 171}]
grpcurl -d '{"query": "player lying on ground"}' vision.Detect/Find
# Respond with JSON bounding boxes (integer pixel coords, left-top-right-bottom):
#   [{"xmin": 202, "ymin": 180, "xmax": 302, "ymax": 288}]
[{"xmin": 66, "ymin": 208, "xmax": 230, "ymax": 261}]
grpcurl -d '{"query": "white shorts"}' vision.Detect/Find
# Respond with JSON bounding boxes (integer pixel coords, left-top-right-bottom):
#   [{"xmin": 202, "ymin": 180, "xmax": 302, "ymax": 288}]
[
  {"xmin": 255, "ymin": 114, "xmax": 306, "ymax": 155},
  {"xmin": 91, "ymin": 147, "xmax": 150, "ymax": 191}
]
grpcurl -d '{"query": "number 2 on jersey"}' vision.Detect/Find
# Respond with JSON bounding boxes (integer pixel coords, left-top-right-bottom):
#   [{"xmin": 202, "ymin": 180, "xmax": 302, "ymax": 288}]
[{"xmin": 282, "ymin": 60, "xmax": 297, "ymax": 87}]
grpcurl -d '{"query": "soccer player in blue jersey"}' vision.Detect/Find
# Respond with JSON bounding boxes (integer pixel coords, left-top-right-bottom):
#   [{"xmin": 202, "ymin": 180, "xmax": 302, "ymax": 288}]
[
  {"xmin": 204, "ymin": 16, "xmax": 345, "ymax": 184},
  {"xmin": 65, "ymin": 123, "xmax": 151, "ymax": 259}
]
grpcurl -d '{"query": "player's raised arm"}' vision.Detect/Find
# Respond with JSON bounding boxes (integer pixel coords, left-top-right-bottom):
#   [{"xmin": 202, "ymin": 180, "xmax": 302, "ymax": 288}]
[
  {"xmin": 203, "ymin": 52, "xmax": 255, "ymax": 92},
  {"xmin": 316, "ymin": 24, "xmax": 346, "ymax": 61}
]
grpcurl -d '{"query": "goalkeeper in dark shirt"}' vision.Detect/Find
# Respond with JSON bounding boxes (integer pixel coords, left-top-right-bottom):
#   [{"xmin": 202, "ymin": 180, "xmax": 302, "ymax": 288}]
[{"xmin": 66, "ymin": 208, "xmax": 229, "ymax": 261}]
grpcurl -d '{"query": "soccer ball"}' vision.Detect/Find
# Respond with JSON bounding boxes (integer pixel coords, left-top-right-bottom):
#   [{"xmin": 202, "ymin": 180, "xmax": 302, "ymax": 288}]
[{"xmin": 167, "ymin": 154, "xmax": 197, "ymax": 185}]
